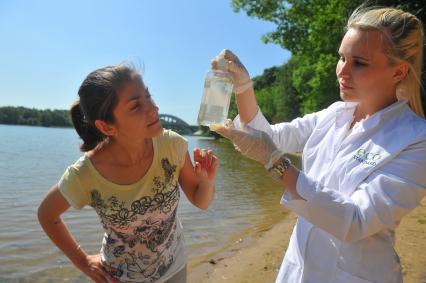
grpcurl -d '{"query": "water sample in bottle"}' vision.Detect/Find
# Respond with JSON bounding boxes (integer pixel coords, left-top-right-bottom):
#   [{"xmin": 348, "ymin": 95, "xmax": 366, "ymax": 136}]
[{"xmin": 197, "ymin": 69, "xmax": 233, "ymax": 126}]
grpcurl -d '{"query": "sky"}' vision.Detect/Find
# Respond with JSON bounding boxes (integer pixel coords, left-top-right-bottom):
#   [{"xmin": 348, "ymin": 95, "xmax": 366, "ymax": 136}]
[{"xmin": 0, "ymin": 0, "xmax": 290, "ymax": 125}]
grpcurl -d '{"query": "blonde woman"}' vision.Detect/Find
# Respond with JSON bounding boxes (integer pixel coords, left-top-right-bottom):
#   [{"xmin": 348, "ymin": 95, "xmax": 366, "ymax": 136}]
[{"xmin": 212, "ymin": 5, "xmax": 426, "ymax": 283}]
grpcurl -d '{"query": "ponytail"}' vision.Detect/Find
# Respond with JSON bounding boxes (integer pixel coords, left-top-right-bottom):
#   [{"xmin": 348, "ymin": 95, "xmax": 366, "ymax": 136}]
[
  {"xmin": 347, "ymin": 6, "xmax": 425, "ymax": 118},
  {"xmin": 70, "ymin": 101, "xmax": 105, "ymax": 152},
  {"xmin": 72, "ymin": 64, "xmax": 139, "ymax": 151}
]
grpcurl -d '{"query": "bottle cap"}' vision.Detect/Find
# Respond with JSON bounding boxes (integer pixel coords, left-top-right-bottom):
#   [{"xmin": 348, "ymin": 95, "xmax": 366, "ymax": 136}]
[{"xmin": 217, "ymin": 57, "xmax": 228, "ymax": 71}]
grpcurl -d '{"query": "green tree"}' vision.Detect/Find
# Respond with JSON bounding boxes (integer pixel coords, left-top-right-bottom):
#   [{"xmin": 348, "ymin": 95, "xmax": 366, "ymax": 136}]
[
  {"xmin": 232, "ymin": 0, "xmax": 426, "ymax": 115},
  {"xmin": 279, "ymin": 56, "xmax": 301, "ymax": 121},
  {"xmin": 0, "ymin": 106, "xmax": 20, "ymax": 124},
  {"xmin": 228, "ymin": 65, "xmax": 287, "ymax": 123},
  {"xmin": 228, "ymin": 59, "xmax": 301, "ymax": 123},
  {"xmin": 233, "ymin": 0, "xmax": 362, "ymax": 114},
  {"xmin": 252, "ymin": 66, "xmax": 281, "ymax": 89},
  {"xmin": 0, "ymin": 106, "xmax": 72, "ymax": 127}
]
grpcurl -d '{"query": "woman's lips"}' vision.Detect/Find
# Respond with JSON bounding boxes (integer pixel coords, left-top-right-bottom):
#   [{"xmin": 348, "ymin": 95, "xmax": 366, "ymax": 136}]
[
  {"xmin": 340, "ymin": 83, "xmax": 353, "ymax": 90},
  {"xmin": 147, "ymin": 119, "xmax": 159, "ymax": 127}
]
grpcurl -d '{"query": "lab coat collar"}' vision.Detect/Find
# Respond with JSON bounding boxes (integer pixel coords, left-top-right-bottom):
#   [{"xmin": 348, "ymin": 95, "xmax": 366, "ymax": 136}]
[
  {"xmin": 335, "ymin": 102, "xmax": 357, "ymax": 128},
  {"xmin": 335, "ymin": 99, "xmax": 408, "ymax": 130},
  {"xmin": 364, "ymin": 99, "xmax": 408, "ymax": 129}
]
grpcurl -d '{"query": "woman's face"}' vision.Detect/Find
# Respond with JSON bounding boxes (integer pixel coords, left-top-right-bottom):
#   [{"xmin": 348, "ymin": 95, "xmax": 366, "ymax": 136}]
[
  {"xmin": 336, "ymin": 28, "xmax": 401, "ymax": 107},
  {"xmin": 111, "ymin": 77, "xmax": 163, "ymax": 141}
]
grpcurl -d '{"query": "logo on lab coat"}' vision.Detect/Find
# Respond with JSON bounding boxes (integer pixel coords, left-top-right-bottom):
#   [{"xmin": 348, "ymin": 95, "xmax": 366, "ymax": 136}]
[{"xmin": 353, "ymin": 148, "xmax": 381, "ymax": 166}]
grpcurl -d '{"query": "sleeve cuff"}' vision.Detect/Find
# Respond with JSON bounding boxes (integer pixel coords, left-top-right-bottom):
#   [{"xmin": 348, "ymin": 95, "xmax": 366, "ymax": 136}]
[
  {"xmin": 280, "ymin": 190, "xmax": 309, "ymax": 217},
  {"xmin": 295, "ymin": 172, "xmax": 321, "ymax": 201},
  {"xmin": 233, "ymin": 107, "xmax": 268, "ymax": 129},
  {"xmin": 179, "ymin": 137, "xmax": 188, "ymax": 169},
  {"xmin": 58, "ymin": 182, "xmax": 85, "ymax": 210},
  {"xmin": 279, "ymin": 173, "xmax": 321, "ymax": 219}
]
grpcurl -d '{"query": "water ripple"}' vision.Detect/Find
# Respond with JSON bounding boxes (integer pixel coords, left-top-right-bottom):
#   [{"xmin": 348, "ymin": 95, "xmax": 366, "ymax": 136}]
[{"xmin": 0, "ymin": 125, "xmax": 287, "ymax": 281}]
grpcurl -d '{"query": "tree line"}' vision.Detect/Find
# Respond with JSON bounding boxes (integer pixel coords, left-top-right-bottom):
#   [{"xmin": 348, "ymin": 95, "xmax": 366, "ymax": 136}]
[
  {"xmin": 0, "ymin": 106, "xmax": 72, "ymax": 127},
  {"xmin": 229, "ymin": 0, "xmax": 426, "ymax": 123}
]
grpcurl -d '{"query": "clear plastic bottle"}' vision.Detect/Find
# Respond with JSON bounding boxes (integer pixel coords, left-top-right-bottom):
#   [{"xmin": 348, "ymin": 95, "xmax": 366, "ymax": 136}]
[{"xmin": 197, "ymin": 64, "xmax": 233, "ymax": 126}]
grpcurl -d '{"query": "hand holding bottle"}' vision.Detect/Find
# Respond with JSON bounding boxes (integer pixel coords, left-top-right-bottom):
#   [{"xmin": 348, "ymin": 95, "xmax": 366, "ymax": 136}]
[
  {"xmin": 211, "ymin": 49, "xmax": 253, "ymax": 95},
  {"xmin": 197, "ymin": 50, "xmax": 235, "ymax": 126}
]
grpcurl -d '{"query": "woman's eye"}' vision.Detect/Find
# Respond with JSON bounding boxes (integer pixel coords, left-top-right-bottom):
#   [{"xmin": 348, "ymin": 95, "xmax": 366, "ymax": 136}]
[
  {"xmin": 355, "ymin": 61, "xmax": 367, "ymax": 66},
  {"xmin": 131, "ymin": 104, "xmax": 140, "ymax": 111}
]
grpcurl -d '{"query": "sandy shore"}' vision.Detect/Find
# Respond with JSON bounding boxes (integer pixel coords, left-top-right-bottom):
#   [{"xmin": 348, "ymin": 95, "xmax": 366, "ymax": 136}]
[{"xmin": 188, "ymin": 198, "xmax": 426, "ymax": 283}]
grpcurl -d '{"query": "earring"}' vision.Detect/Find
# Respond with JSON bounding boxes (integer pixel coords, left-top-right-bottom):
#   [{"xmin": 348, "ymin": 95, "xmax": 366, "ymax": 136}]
[{"xmin": 396, "ymin": 82, "xmax": 408, "ymax": 101}]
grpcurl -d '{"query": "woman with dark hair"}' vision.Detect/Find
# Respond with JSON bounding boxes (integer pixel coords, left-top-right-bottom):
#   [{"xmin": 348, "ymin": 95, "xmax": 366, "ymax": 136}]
[{"xmin": 38, "ymin": 65, "xmax": 218, "ymax": 283}]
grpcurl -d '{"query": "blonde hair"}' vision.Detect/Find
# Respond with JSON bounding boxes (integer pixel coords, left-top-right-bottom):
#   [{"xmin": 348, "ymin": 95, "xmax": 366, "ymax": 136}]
[{"xmin": 347, "ymin": 6, "xmax": 425, "ymax": 118}]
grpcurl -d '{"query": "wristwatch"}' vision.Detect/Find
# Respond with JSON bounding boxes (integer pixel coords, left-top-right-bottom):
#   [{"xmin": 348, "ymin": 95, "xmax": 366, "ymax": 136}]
[{"xmin": 268, "ymin": 154, "xmax": 292, "ymax": 181}]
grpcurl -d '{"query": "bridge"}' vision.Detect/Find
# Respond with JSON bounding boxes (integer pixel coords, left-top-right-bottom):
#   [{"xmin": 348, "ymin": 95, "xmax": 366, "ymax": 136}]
[{"xmin": 159, "ymin": 114, "xmax": 199, "ymax": 135}]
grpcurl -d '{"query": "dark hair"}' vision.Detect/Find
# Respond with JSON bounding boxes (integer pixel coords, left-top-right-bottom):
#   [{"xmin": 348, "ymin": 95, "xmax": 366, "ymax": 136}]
[{"xmin": 70, "ymin": 64, "xmax": 140, "ymax": 151}]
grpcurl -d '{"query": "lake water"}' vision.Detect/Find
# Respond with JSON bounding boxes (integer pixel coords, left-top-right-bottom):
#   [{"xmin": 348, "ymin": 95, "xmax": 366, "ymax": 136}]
[{"xmin": 0, "ymin": 124, "xmax": 288, "ymax": 282}]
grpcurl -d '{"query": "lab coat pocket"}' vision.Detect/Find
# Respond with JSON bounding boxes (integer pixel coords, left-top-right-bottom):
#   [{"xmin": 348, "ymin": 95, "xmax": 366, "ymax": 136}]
[{"xmin": 333, "ymin": 268, "xmax": 374, "ymax": 283}]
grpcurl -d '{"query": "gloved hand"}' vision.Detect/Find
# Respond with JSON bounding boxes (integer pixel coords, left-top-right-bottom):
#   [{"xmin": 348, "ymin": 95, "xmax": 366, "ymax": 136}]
[
  {"xmin": 210, "ymin": 119, "xmax": 283, "ymax": 169},
  {"xmin": 211, "ymin": 49, "xmax": 253, "ymax": 95}
]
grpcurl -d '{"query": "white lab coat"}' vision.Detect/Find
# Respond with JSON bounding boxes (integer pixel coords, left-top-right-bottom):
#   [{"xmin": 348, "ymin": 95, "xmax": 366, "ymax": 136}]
[{"xmin": 235, "ymin": 100, "xmax": 426, "ymax": 283}]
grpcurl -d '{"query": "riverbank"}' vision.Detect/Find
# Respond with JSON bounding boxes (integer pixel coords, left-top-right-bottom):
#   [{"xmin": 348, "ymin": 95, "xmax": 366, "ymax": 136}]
[{"xmin": 188, "ymin": 198, "xmax": 426, "ymax": 283}]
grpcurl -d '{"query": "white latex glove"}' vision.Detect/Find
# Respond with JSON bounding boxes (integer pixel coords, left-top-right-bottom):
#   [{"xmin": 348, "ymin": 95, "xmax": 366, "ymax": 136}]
[
  {"xmin": 210, "ymin": 120, "xmax": 283, "ymax": 169},
  {"xmin": 211, "ymin": 49, "xmax": 253, "ymax": 95}
]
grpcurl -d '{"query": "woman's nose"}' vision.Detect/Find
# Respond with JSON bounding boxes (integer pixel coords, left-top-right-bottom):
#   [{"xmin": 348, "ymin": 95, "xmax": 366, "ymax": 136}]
[
  {"xmin": 337, "ymin": 61, "xmax": 351, "ymax": 79},
  {"xmin": 147, "ymin": 99, "xmax": 159, "ymax": 115}
]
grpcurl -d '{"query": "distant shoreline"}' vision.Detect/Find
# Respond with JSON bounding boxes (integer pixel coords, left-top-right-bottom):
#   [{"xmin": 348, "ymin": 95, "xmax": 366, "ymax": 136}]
[
  {"xmin": 0, "ymin": 123, "xmax": 72, "ymax": 128},
  {"xmin": 0, "ymin": 106, "xmax": 204, "ymax": 136},
  {"xmin": 0, "ymin": 106, "xmax": 72, "ymax": 127}
]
